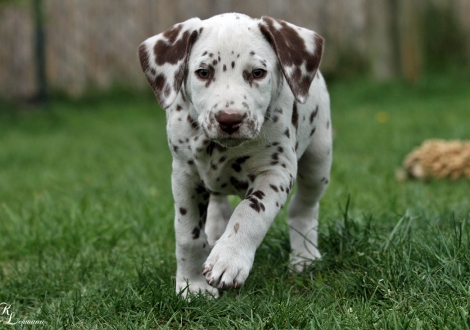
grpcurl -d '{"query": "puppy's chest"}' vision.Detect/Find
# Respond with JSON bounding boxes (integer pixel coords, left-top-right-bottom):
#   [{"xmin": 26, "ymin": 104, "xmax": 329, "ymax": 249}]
[{"xmin": 187, "ymin": 140, "xmax": 258, "ymax": 196}]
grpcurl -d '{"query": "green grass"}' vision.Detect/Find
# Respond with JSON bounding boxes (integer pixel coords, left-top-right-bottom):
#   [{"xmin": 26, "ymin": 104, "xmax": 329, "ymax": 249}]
[{"xmin": 1, "ymin": 75, "xmax": 470, "ymax": 328}]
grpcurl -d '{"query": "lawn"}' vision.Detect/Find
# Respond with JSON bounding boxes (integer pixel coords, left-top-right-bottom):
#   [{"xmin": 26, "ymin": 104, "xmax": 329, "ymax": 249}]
[{"xmin": 1, "ymin": 75, "xmax": 469, "ymax": 328}]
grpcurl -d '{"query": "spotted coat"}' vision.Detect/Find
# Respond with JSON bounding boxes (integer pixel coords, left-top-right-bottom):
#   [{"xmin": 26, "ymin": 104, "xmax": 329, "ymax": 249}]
[{"xmin": 139, "ymin": 13, "xmax": 332, "ymax": 298}]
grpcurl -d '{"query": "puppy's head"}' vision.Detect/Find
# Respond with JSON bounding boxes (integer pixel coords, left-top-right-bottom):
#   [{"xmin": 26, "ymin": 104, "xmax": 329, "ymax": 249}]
[{"xmin": 139, "ymin": 14, "xmax": 323, "ymax": 147}]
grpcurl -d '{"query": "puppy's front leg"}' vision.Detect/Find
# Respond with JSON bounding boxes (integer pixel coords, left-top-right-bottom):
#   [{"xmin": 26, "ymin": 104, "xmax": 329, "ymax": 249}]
[
  {"xmin": 172, "ymin": 162, "xmax": 219, "ymax": 298},
  {"xmin": 202, "ymin": 170, "xmax": 295, "ymax": 290}
]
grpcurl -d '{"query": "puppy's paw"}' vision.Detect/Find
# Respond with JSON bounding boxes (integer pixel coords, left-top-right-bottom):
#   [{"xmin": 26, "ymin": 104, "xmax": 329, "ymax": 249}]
[
  {"xmin": 202, "ymin": 243, "xmax": 253, "ymax": 290},
  {"xmin": 289, "ymin": 251, "xmax": 321, "ymax": 273}
]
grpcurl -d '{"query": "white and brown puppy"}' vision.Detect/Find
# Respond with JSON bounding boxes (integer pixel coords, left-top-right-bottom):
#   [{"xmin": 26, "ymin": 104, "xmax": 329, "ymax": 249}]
[{"xmin": 139, "ymin": 13, "xmax": 332, "ymax": 298}]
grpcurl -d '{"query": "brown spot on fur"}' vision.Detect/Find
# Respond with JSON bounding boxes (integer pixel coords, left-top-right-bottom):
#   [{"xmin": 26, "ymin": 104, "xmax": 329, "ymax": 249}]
[
  {"xmin": 192, "ymin": 227, "xmax": 200, "ymax": 239},
  {"xmin": 309, "ymin": 127, "xmax": 316, "ymax": 137},
  {"xmin": 138, "ymin": 44, "xmax": 150, "ymax": 72},
  {"xmin": 150, "ymin": 74, "xmax": 166, "ymax": 101},
  {"xmin": 248, "ymin": 198, "xmax": 265, "ymax": 212},
  {"xmin": 270, "ymin": 184, "xmax": 279, "ymax": 192},
  {"xmin": 284, "ymin": 128, "xmax": 290, "ymax": 138},
  {"xmin": 292, "ymin": 102, "xmax": 298, "ymax": 131},
  {"xmin": 198, "ymin": 203, "xmax": 207, "ymax": 221},
  {"xmin": 179, "ymin": 207, "xmax": 187, "ymax": 215},
  {"xmin": 310, "ymin": 105, "xmax": 319, "ymax": 124},
  {"xmin": 154, "ymin": 29, "xmax": 198, "ymax": 66},
  {"xmin": 162, "ymin": 24, "xmax": 183, "ymax": 43},
  {"xmin": 231, "ymin": 155, "xmax": 250, "ymax": 172},
  {"xmin": 187, "ymin": 114, "xmax": 198, "ymax": 129},
  {"xmin": 234, "ymin": 223, "xmax": 239, "ymax": 233},
  {"xmin": 142, "ymin": 27, "xmax": 200, "ymax": 107},
  {"xmin": 252, "ymin": 190, "xmax": 265, "ymax": 199},
  {"xmin": 230, "ymin": 176, "xmax": 248, "ymax": 190},
  {"xmin": 206, "ymin": 141, "xmax": 218, "ymax": 156}
]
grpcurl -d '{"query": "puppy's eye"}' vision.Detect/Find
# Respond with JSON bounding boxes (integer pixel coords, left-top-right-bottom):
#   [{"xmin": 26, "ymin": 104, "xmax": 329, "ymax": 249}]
[
  {"xmin": 252, "ymin": 69, "xmax": 266, "ymax": 79},
  {"xmin": 196, "ymin": 69, "xmax": 210, "ymax": 79}
]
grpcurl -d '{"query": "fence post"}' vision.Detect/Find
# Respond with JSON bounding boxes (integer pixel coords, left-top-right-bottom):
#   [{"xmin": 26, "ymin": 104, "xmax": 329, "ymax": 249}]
[
  {"xmin": 33, "ymin": 0, "xmax": 48, "ymax": 105},
  {"xmin": 369, "ymin": 0, "xmax": 401, "ymax": 80},
  {"xmin": 398, "ymin": 0, "xmax": 423, "ymax": 83}
]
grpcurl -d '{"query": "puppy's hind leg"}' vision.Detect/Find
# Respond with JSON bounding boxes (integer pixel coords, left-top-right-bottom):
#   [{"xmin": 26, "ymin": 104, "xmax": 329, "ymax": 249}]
[{"xmin": 288, "ymin": 135, "xmax": 332, "ymax": 272}]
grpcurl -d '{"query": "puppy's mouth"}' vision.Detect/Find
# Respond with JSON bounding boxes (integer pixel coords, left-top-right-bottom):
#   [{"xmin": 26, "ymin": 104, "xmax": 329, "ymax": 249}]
[{"xmin": 201, "ymin": 125, "xmax": 252, "ymax": 148}]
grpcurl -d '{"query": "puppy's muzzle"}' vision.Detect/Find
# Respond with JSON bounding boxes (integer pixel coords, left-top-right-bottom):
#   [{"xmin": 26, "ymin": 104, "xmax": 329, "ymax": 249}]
[{"xmin": 215, "ymin": 111, "xmax": 247, "ymax": 134}]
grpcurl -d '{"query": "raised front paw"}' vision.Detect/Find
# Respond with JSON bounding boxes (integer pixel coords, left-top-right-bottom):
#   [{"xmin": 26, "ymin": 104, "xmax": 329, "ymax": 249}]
[{"xmin": 202, "ymin": 243, "xmax": 253, "ymax": 290}]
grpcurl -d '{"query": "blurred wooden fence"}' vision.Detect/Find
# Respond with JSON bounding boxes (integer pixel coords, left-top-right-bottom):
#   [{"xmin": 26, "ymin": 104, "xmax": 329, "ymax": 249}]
[{"xmin": 0, "ymin": 0, "xmax": 469, "ymax": 100}]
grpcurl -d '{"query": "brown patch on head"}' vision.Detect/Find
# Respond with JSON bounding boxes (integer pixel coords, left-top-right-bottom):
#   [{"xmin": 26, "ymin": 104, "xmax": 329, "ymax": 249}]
[
  {"xmin": 162, "ymin": 24, "xmax": 183, "ymax": 44},
  {"xmin": 153, "ymin": 29, "xmax": 198, "ymax": 66},
  {"xmin": 150, "ymin": 74, "xmax": 167, "ymax": 102},
  {"xmin": 259, "ymin": 17, "xmax": 324, "ymax": 103},
  {"xmin": 139, "ymin": 44, "xmax": 150, "ymax": 72},
  {"xmin": 138, "ymin": 19, "xmax": 202, "ymax": 109}
]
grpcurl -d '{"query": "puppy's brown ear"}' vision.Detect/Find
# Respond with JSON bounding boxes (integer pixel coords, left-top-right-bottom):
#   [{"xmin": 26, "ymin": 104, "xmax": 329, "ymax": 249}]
[
  {"xmin": 259, "ymin": 17, "xmax": 324, "ymax": 104},
  {"xmin": 138, "ymin": 18, "xmax": 202, "ymax": 109}
]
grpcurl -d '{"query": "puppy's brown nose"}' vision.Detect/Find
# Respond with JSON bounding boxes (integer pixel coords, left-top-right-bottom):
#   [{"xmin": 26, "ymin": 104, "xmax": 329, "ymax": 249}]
[{"xmin": 215, "ymin": 111, "xmax": 245, "ymax": 134}]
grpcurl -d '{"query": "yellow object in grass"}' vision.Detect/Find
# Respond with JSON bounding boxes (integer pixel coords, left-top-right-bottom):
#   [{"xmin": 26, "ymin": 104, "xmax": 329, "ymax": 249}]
[{"xmin": 376, "ymin": 111, "xmax": 389, "ymax": 124}]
